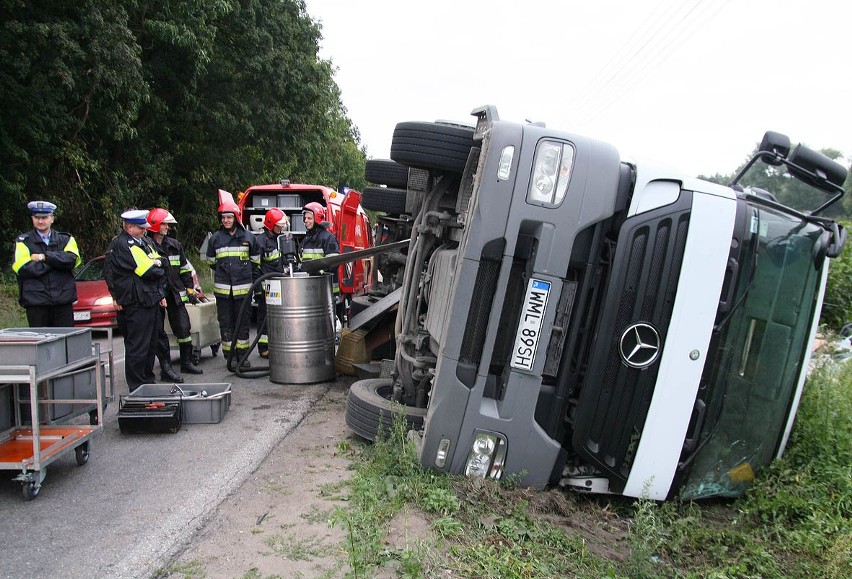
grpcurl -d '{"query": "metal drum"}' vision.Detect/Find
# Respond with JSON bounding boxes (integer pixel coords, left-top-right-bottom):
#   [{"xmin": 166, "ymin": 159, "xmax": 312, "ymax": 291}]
[{"xmin": 265, "ymin": 273, "xmax": 336, "ymax": 384}]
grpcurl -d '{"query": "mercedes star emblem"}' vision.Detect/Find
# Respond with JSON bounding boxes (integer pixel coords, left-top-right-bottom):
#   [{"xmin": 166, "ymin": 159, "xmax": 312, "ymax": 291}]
[{"xmin": 619, "ymin": 323, "xmax": 661, "ymax": 368}]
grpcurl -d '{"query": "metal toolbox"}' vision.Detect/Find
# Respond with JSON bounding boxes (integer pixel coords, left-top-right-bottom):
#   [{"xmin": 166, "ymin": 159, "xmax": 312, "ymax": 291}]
[
  {"xmin": 0, "ymin": 327, "xmax": 93, "ymax": 371},
  {"xmin": 277, "ymin": 193, "xmax": 301, "ymax": 208},
  {"xmin": 252, "ymin": 194, "xmax": 278, "ymax": 209},
  {"xmin": 124, "ymin": 383, "xmax": 231, "ymax": 424},
  {"xmin": 117, "ymin": 401, "xmax": 182, "ymax": 434}
]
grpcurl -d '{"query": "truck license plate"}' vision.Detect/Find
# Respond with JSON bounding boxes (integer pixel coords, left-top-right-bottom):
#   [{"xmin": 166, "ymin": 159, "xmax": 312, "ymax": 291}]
[
  {"xmin": 511, "ymin": 278, "xmax": 551, "ymax": 371},
  {"xmin": 74, "ymin": 311, "xmax": 91, "ymax": 321}
]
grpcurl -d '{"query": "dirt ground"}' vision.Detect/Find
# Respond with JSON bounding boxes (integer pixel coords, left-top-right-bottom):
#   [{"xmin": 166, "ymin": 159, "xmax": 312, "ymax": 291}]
[
  {"xmin": 162, "ymin": 384, "xmax": 358, "ymax": 578},
  {"xmin": 161, "ymin": 382, "xmax": 635, "ymax": 578}
]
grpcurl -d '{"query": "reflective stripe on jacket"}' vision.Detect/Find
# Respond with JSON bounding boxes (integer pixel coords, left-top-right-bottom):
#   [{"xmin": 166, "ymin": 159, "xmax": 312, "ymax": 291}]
[
  {"xmin": 151, "ymin": 235, "xmax": 195, "ymax": 302},
  {"xmin": 205, "ymin": 227, "xmax": 260, "ymax": 296},
  {"xmin": 300, "ymin": 224, "xmax": 340, "ymax": 293},
  {"xmin": 104, "ymin": 231, "xmax": 165, "ymax": 307}
]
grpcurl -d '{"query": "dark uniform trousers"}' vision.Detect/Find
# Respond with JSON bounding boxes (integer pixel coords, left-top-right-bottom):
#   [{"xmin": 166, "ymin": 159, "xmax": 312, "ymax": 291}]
[
  {"xmin": 157, "ymin": 290, "xmax": 192, "ymax": 361},
  {"xmin": 26, "ymin": 304, "xmax": 74, "ymax": 328},
  {"xmin": 118, "ymin": 304, "xmax": 160, "ymax": 390}
]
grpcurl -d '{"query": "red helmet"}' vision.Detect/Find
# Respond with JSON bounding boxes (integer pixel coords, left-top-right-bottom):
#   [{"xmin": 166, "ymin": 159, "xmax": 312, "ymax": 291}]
[
  {"xmin": 218, "ymin": 200, "xmax": 242, "ymax": 222},
  {"xmin": 263, "ymin": 207, "xmax": 289, "ymax": 231},
  {"xmin": 146, "ymin": 208, "xmax": 177, "ymax": 233},
  {"xmin": 302, "ymin": 202, "xmax": 325, "ymax": 223}
]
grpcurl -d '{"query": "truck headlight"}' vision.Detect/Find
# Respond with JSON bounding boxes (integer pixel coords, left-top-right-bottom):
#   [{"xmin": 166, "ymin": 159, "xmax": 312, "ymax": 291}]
[
  {"xmin": 464, "ymin": 430, "xmax": 507, "ymax": 479},
  {"xmin": 528, "ymin": 140, "xmax": 575, "ymax": 207}
]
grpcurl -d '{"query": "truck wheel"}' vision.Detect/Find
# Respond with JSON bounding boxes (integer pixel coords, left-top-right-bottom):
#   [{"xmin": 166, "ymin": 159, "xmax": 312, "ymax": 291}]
[
  {"xmin": 365, "ymin": 159, "xmax": 409, "ymax": 188},
  {"xmin": 350, "ymin": 294, "xmax": 382, "ymax": 316},
  {"xmin": 346, "ymin": 379, "xmax": 426, "ymax": 441},
  {"xmin": 362, "ymin": 187, "xmax": 408, "ymax": 215},
  {"xmin": 391, "ymin": 121, "xmax": 475, "ymax": 174}
]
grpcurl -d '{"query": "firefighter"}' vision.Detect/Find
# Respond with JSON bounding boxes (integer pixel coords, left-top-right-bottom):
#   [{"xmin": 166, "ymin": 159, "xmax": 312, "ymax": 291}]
[
  {"xmin": 147, "ymin": 208, "xmax": 204, "ymax": 379},
  {"xmin": 12, "ymin": 200, "xmax": 82, "ymax": 327},
  {"xmin": 204, "ymin": 200, "xmax": 260, "ymax": 369},
  {"xmin": 300, "ymin": 201, "xmax": 340, "ymax": 289},
  {"xmin": 300, "ymin": 201, "xmax": 342, "ymax": 323},
  {"xmin": 256, "ymin": 208, "xmax": 292, "ymax": 358},
  {"xmin": 104, "ymin": 209, "xmax": 166, "ymax": 392}
]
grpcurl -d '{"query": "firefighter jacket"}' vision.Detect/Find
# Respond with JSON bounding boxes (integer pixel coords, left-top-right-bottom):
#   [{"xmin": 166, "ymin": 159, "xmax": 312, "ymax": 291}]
[
  {"xmin": 204, "ymin": 227, "xmax": 260, "ymax": 297},
  {"xmin": 300, "ymin": 222, "xmax": 340, "ymax": 261},
  {"xmin": 300, "ymin": 222, "xmax": 340, "ymax": 294},
  {"xmin": 150, "ymin": 234, "xmax": 195, "ymax": 303},
  {"xmin": 259, "ymin": 230, "xmax": 293, "ymax": 276},
  {"xmin": 12, "ymin": 229, "xmax": 81, "ymax": 307},
  {"xmin": 104, "ymin": 231, "xmax": 166, "ymax": 307}
]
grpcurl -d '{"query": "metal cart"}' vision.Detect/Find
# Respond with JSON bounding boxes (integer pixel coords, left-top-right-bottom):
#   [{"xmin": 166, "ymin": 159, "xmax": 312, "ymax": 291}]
[
  {"xmin": 0, "ymin": 350, "xmax": 104, "ymax": 500},
  {"xmin": 3, "ymin": 327, "xmax": 113, "ymax": 425},
  {"xmin": 164, "ymin": 297, "xmax": 221, "ymax": 365}
]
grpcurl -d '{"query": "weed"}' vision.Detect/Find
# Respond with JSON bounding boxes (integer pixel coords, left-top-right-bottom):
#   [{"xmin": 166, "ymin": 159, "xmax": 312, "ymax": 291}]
[
  {"xmin": 264, "ymin": 532, "xmax": 332, "ymax": 560},
  {"xmin": 154, "ymin": 559, "xmax": 206, "ymax": 578}
]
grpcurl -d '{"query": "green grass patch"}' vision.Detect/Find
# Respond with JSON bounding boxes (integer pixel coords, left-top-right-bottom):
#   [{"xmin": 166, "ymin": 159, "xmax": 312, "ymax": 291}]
[
  {"xmin": 0, "ymin": 279, "xmax": 27, "ymax": 328},
  {"xmin": 331, "ymin": 356, "xmax": 851, "ymax": 578}
]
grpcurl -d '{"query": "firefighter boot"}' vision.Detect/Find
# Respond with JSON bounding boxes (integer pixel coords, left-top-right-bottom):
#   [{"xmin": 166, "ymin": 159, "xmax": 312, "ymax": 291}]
[
  {"xmin": 180, "ymin": 343, "xmax": 204, "ymax": 375},
  {"xmin": 159, "ymin": 354, "xmax": 184, "ymax": 383}
]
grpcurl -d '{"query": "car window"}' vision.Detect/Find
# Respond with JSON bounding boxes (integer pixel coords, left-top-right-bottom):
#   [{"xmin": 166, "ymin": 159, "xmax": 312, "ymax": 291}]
[{"xmin": 75, "ymin": 259, "xmax": 104, "ymax": 281}]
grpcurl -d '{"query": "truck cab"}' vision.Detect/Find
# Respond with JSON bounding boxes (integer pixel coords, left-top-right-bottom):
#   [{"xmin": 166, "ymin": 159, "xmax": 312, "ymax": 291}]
[{"xmin": 345, "ymin": 106, "xmax": 847, "ymax": 500}]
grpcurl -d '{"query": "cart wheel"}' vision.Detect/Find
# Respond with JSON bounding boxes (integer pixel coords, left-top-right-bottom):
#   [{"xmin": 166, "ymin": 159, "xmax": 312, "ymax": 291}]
[
  {"xmin": 192, "ymin": 348, "xmax": 201, "ymax": 366},
  {"xmin": 75, "ymin": 441, "xmax": 90, "ymax": 466},
  {"xmin": 22, "ymin": 480, "xmax": 40, "ymax": 500},
  {"xmin": 89, "ymin": 410, "xmax": 99, "ymax": 425},
  {"xmin": 211, "ymin": 343, "xmax": 220, "ymax": 357}
]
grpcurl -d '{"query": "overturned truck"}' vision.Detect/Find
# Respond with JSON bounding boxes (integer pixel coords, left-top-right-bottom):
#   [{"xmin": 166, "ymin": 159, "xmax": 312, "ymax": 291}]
[{"xmin": 345, "ymin": 105, "xmax": 847, "ymax": 500}]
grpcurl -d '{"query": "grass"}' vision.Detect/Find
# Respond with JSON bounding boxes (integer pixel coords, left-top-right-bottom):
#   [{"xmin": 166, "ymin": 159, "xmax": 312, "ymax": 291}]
[
  {"xmin": 0, "ymin": 275, "xmax": 27, "ymax": 328},
  {"xmin": 331, "ymin": 352, "xmax": 851, "ymax": 578}
]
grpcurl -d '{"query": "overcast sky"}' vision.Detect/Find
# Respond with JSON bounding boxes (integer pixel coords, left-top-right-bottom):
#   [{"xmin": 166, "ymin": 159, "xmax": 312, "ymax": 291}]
[{"xmin": 304, "ymin": 0, "xmax": 851, "ymax": 178}]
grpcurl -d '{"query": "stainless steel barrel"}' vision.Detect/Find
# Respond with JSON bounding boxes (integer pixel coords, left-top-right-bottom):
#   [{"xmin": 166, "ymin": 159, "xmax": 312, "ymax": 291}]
[{"xmin": 265, "ymin": 273, "xmax": 336, "ymax": 384}]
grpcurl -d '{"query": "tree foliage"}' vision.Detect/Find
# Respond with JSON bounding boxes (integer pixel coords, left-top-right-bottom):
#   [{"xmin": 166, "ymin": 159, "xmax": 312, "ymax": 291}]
[{"xmin": 0, "ymin": 0, "xmax": 366, "ymax": 261}]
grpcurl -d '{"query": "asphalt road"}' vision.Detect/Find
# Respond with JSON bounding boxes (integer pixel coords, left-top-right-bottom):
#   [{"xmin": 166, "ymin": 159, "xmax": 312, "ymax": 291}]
[{"xmin": 0, "ymin": 330, "xmax": 334, "ymax": 579}]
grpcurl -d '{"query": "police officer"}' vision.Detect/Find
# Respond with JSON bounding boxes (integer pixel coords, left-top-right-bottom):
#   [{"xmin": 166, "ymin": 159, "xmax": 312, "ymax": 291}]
[
  {"xmin": 204, "ymin": 200, "xmax": 260, "ymax": 369},
  {"xmin": 256, "ymin": 208, "xmax": 292, "ymax": 358},
  {"xmin": 12, "ymin": 201, "xmax": 81, "ymax": 327},
  {"xmin": 104, "ymin": 209, "xmax": 166, "ymax": 392},
  {"xmin": 147, "ymin": 207, "xmax": 203, "ymax": 379}
]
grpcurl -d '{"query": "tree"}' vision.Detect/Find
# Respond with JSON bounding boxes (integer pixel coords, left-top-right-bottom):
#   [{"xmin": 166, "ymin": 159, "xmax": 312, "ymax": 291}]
[{"xmin": 0, "ymin": 0, "xmax": 366, "ymax": 263}]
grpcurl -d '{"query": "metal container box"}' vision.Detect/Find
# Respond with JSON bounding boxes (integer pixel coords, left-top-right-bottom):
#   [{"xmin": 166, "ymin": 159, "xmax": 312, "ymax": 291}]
[
  {"xmin": 17, "ymin": 362, "xmax": 106, "ymax": 423},
  {"xmin": 0, "ymin": 327, "xmax": 92, "ymax": 366},
  {"xmin": 0, "ymin": 384, "xmax": 11, "ymax": 431},
  {"xmin": 252, "ymin": 194, "xmax": 278, "ymax": 209},
  {"xmin": 165, "ymin": 299, "xmax": 219, "ymax": 352},
  {"xmin": 0, "ymin": 331, "xmax": 68, "ymax": 373},
  {"xmin": 124, "ymin": 382, "xmax": 231, "ymax": 424}
]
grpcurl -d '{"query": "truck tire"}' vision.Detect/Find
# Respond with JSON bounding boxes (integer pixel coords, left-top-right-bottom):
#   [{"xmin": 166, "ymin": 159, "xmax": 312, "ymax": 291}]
[
  {"xmin": 365, "ymin": 159, "xmax": 409, "ymax": 189},
  {"xmin": 350, "ymin": 294, "xmax": 382, "ymax": 316},
  {"xmin": 362, "ymin": 187, "xmax": 408, "ymax": 215},
  {"xmin": 391, "ymin": 121, "xmax": 475, "ymax": 174},
  {"xmin": 346, "ymin": 379, "xmax": 425, "ymax": 441}
]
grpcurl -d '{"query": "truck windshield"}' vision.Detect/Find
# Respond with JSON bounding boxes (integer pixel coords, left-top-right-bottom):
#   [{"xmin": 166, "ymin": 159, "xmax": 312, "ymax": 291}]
[{"xmin": 679, "ymin": 203, "xmax": 825, "ymax": 500}]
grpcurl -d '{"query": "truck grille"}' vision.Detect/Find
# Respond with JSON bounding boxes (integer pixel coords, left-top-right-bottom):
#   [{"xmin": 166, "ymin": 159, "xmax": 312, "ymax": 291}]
[{"xmin": 570, "ymin": 197, "xmax": 691, "ymax": 491}]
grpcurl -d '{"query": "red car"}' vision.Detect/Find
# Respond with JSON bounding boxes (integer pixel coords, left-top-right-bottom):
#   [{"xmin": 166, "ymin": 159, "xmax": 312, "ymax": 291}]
[
  {"xmin": 73, "ymin": 255, "xmax": 203, "ymax": 329},
  {"xmin": 73, "ymin": 256, "xmax": 118, "ymax": 328}
]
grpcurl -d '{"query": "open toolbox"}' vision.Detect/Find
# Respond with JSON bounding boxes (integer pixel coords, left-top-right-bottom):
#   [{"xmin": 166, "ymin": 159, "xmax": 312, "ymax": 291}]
[
  {"xmin": 117, "ymin": 400, "xmax": 182, "ymax": 434},
  {"xmin": 120, "ymin": 383, "xmax": 231, "ymax": 428}
]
